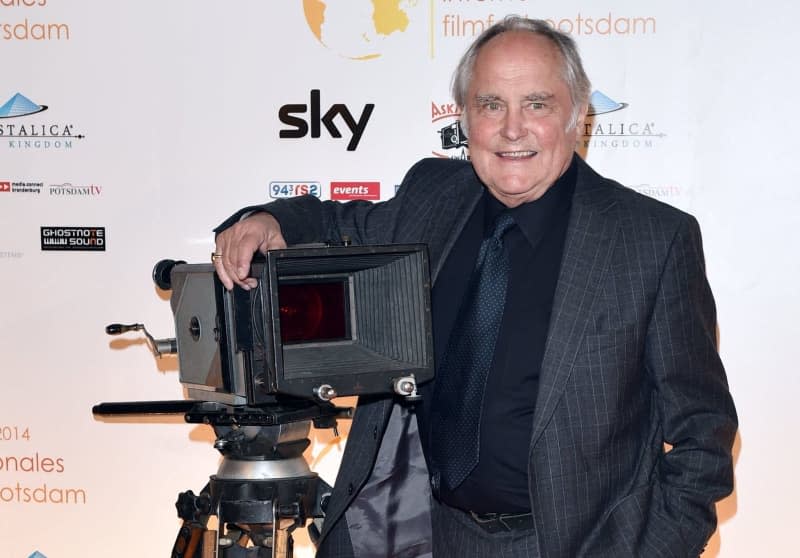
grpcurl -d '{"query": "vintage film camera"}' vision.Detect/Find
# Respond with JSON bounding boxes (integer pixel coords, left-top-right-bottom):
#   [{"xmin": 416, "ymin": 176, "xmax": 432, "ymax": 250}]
[
  {"xmin": 94, "ymin": 244, "xmax": 434, "ymax": 557},
  {"xmin": 165, "ymin": 243, "xmax": 433, "ymax": 405}
]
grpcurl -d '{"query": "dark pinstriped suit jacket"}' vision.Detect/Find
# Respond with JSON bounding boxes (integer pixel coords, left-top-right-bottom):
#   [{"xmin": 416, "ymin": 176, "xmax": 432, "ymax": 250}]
[{"xmin": 218, "ymin": 156, "xmax": 737, "ymax": 557}]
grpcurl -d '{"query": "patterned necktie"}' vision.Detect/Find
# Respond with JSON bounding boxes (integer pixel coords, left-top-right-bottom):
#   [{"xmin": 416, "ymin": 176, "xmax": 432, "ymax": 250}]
[{"xmin": 431, "ymin": 211, "xmax": 516, "ymax": 492}]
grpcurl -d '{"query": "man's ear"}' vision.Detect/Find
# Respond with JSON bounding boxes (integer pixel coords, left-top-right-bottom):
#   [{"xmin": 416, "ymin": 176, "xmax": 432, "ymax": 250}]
[{"xmin": 575, "ymin": 102, "xmax": 589, "ymax": 131}]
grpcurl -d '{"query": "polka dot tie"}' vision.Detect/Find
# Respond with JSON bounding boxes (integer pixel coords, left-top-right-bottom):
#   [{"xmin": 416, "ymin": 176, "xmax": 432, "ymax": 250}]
[{"xmin": 431, "ymin": 211, "xmax": 516, "ymax": 492}]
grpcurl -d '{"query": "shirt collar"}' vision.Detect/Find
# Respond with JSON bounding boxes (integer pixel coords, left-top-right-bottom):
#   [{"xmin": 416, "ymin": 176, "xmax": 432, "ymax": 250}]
[{"xmin": 483, "ymin": 154, "xmax": 578, "ymax": 246}]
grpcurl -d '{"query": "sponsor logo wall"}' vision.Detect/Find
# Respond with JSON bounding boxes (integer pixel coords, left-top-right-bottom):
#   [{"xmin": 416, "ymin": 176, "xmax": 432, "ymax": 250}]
[{"xmin": 2, "ymin": 1, "xmax": 797, "ymax": 557}]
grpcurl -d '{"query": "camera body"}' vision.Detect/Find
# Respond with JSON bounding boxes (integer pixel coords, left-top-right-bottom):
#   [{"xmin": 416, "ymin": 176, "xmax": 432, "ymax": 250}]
[{"xmin": 169, "ymin": 244, "xmax": 434, "ymax": 406}]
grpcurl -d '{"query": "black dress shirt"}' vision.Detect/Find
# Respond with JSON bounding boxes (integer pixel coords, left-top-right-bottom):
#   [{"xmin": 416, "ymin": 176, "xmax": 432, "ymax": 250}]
[{"xmin": 426, "ymin": 156, "xmax": 577, "ymax": 513}]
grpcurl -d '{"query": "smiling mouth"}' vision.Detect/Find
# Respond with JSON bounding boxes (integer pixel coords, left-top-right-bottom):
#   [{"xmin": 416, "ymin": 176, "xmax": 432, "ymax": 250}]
[{"xmin": 496, "ymin": 150, "xmax": 538, "ymax": 159}]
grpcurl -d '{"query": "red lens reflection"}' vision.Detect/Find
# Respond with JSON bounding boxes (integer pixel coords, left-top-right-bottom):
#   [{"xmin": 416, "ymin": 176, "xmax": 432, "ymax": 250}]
[{"xmin": 278, "ymin": 281, "xmax": 348, "ymax": 343}]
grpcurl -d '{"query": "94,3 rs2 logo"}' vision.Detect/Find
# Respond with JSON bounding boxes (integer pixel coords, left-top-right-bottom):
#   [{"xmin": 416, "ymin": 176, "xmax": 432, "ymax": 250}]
[{"xmin": 269, "ymin": 181, "xmax": 321, "ymax": 199}]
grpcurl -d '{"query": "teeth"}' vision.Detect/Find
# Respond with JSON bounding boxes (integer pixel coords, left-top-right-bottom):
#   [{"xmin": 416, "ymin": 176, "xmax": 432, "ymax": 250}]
[{"xmin": 498, "ymin": 151, "xmax": 536, "ymax": 158}]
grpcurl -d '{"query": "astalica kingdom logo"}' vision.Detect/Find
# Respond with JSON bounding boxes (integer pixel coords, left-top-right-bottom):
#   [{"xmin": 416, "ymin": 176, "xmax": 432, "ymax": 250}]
[
  {"xmin": 587, "ymin": 90, "xmax": 628, "ymax": 116},
  {"xmin": 0, "ymin": 91, "xmax": 84, "ymax": 150},
  {"xmin": 302, "ymin": 0, "xmax": 419, "ymax": 60},
  {"xmin": 0, "ymin": 92, "xmax": 48, "ymax": 118},
  {"xmin": 583, "ymin": 90, "xmax": 666, "ymax": 151}
]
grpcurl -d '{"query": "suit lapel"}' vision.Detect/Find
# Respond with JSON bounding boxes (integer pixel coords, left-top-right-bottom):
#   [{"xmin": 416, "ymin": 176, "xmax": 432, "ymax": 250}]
[
  {"xmin": 530, "ymin": 162, "xmax": 620, "ymax": 447},
  {"xmin": 427, "ymin": 174, "xmax": 482, "ymax": 285}
]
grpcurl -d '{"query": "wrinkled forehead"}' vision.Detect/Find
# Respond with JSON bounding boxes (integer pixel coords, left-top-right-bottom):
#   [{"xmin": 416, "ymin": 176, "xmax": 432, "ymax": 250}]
[
  {"xmin": 469, "ymin": 32, "xmax": 570, "ymax": 98},
  {"xmin": 471, "ymin": 31, "xmax": 568, "ymax": 88}
]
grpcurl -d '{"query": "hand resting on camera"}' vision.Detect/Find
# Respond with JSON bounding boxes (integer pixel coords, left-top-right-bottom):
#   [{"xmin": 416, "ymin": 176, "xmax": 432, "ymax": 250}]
[{"xmin": 213, "ymin": 212, "xmax": 287, "ymax": 290}]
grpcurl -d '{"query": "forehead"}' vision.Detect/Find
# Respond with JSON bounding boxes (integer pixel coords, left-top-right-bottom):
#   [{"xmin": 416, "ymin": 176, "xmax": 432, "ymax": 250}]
[{"xmin": 469, "ymin": 31, "xmax": 567, "ymax": 93}]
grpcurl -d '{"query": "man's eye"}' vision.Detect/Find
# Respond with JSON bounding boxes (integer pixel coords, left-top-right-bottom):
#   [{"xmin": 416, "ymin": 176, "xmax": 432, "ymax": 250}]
[
  {"xmin": 484, "ymin": 102, "xmax": 501, "ymax": 110},
  {"xmin": 527, "ymin": 102, "xmax": 545, "ymax": 110}
]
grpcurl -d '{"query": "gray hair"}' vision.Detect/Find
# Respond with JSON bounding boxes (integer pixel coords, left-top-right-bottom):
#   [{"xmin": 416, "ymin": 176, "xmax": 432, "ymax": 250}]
[{"xmin": 452, "ymin": 15, "xmax": 591, "ymax": 132}]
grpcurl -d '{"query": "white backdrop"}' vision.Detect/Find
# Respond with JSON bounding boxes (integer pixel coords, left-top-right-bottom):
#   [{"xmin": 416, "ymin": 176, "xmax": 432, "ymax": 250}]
[{"xmin": 2, "ymin": 1, "xmax": 797, "ymax": 557}]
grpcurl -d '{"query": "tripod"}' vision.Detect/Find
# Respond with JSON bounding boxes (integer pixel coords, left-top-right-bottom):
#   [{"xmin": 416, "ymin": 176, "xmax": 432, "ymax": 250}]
[{"xmin": 93, "ymin": 399, "xmax": 351, "ymax": 558}]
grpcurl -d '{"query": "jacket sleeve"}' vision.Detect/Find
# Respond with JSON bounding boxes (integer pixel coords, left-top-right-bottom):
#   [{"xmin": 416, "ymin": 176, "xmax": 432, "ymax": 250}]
[
  {"xmin": 642, "ymin": 213, "xmax": 738, "ymax": 556},
  {"xmin": 213, "ymin": 159, "xmax": 433, "ymax": 246}
]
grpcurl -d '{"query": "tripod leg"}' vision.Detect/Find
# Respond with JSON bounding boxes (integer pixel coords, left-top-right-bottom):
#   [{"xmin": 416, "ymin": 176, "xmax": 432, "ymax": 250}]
[
  {"xmin": 272, "ymin": 499, "xmax": 291, "ymax": 558},
  {"xmin": 173, "ymin": 484, "xmax": 214, "ymax": 558},
  {"xmin": 172, "ymin": 521, "xmax": 206, "ymax": 558}
]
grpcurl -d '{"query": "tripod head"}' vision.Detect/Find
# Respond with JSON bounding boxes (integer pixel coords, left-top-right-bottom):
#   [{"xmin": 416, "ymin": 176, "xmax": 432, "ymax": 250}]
[{"xmin": 93, "ymin": 399, "xmax": 352, "ymax": 557}]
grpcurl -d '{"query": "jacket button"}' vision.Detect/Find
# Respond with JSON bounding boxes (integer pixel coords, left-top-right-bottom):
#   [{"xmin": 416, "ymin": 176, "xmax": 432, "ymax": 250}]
[
  {"xmin": 373, "ymin": 425, "xmax": 378, "ymax": 439},
  {"xmin": 347, "ymin": 483, "xmax": 354, "ymax": 495}
]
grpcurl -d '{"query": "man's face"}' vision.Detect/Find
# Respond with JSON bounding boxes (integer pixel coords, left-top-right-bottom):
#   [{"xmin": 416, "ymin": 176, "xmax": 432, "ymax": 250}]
[{"xmin": 464, "ymin": 31, "xmax": 586, "ymax": 207}]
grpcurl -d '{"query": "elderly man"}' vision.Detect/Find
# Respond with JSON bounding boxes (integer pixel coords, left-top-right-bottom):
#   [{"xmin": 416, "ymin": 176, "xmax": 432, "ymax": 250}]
[{"xmin": 214, "ymin": 16, "xmax": 737, "ymax": 558}]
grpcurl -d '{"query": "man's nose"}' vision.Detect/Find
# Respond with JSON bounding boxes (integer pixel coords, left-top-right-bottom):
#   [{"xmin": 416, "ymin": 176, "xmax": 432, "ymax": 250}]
[{"xmin": 500, "ymin": 108, "xmax": 527, "ymax": 141}]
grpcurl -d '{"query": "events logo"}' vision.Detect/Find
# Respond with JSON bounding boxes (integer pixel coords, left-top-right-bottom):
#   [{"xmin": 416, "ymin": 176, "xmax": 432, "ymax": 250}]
[
  {"xmin": 431, "ymin": 100, "xmax": 468, "ymax": 160},
  {"xmin": 583, "ymin": 90, "xmax": 665, "ymax": 151},
  {"xmin": 279, "ymin": 90, "xmax": 374, "ymax": 151},
  {"xmin": 269, "ymin": 181, "xmax": 321, "ymax": 199},
  {"xmin": 330, "ymin": 181, "xmax": 380, "ymax": 201},
  {"xmin": 0, "ymin": 92, "xmax": 84, "ymax": 150},
  {"xmin": 302, "ymin": 0, "xmax": 420, "ymax": 60},
  {"xmin": 40, "ymin": 226, "xmax": 105, "ymax": 251}
]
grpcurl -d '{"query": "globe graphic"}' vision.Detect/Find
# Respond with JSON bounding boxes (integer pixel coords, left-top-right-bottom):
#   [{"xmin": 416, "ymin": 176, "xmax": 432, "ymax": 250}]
[{"xmin": 303, "ymin": 0, "xmax": 415, "ymax": 60}]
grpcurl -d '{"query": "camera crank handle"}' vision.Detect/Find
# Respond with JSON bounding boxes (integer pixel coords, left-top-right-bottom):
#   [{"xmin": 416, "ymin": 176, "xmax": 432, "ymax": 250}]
[{"xmin": 105, "ymin": 322, "xmax": 176, "ymax": 357}]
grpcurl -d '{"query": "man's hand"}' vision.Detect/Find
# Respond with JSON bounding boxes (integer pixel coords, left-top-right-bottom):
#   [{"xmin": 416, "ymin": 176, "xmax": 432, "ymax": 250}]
[{"xmin": 213, "ymin": 212, "xmax": 287, "ymax": 290}]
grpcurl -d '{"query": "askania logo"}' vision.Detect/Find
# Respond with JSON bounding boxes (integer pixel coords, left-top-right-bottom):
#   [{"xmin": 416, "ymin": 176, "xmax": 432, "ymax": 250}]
[
  {"xmin": 0, "ymin": 92, "xmax": 84, "ymax": 150},
  {"xmin": 330, "ymin": 181, "xmax": 380, "ymax": 201},
  {"xmin": 431, "ymin": 101, "xmax": 468, "ymax": 160},
  {"xmin": 0, "ymin": 181, "xmax": 9, "ymax": 192},
  {"xmin": 582, "ymin": 90, "xmax": 665, "ymax": 151},
  {"xmin": 269, "ymin": 181, "xmax": 321, "ymax": 199},
  {"xmin": 41, "ymin": 226, "xmax": 105, "ymax": 251}
]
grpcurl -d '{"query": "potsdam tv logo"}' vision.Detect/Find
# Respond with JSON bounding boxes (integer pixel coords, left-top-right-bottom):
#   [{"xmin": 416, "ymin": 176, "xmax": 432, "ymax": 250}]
[
  {"xmin": 40, "ymin": 226, "xmax": 105, "ymax": 251},
  {"xmin": 583, "ymin": 90, "xmax": 665, "ymax": 150},
  {"xmin": 0, "ymin": 92, "xmax": 84, "ymax": 150}
]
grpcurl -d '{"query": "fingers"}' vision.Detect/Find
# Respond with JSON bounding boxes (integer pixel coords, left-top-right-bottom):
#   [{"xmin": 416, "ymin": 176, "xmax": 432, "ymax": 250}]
[{"xmin": 213, "ymin": 212, "xmax": 287, "ymax": 291}]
